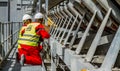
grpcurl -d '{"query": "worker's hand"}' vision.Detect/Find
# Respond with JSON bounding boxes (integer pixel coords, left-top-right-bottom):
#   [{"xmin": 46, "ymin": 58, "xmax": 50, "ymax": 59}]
[{"xmin": 42, "ymin": 24, "xmax": 50, "ymax": 32}]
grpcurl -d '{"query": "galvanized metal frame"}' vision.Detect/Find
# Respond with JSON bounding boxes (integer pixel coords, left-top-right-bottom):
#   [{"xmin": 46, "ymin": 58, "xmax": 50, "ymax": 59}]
[
  {"xmin": 53, "ymin": 18, "xmax": 64, "ymax": 38},
  {"xmin": 48, "ymin": 0, "xmax": 120, "ymax": 71},
  {"xmin": 100, "ymin": 25, "xmax": 120, "ymax": 70},
  {"xmin": 50, "ymin": 13, "xmax": 60, "ymax": 32},
  {"xmin": 63, "ymin": 15, "xmax": 79, "ymax": 45},
  {"xmin": 56, "ymin": 17, "xmax": 68, "ymax": 40},
  {"xmin": 50, "ymin": 11, "xmax": 60, "ymax": 35},
  {"xmin": 52, "ymin": 17, "xmax": 61, "ymax": 37},
  {"xmin": 51, "ymin": 10, "xmax": 63, "ymax": 36},
  {"xmin": 85, "ymin": 8, "xmax": 112, "ymax": 62},
  {"xmin": 59, "ymin": 16, "xmax": 73, "ymax": 43},
  {"xmin": 75, "ymin": 10, "xmax": 97, "ymax": 54},
  {"xmin": 52, "ymin": 18, "xmax": 62, "ymax": 37},
  {"xmin": 53, "ymin": 6, "xmax": 66, "ymax": 38},
  {"xmin": 69, "ymin": 13, "xmax": 85, "ymax": 48},
  {"xmin": 56, "ymin": 6, "xmax": 68, "ymax": 40},
  {"xmin": 50, "ymin": 18, "xmax": 59, "ymax": 35}
]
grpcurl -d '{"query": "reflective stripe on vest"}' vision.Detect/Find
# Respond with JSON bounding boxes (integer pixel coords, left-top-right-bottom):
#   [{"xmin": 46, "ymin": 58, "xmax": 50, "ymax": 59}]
[
  {"xmin": 18, "ymin": 38, "xmax": 38, "ymax": 42},
  {"xmin": 18, "ymin": 23, "xmax": 40, "ymax": 46},
  {"xmin": 23, "ymin": 34, "xmax": 39, "ymax": 38}
]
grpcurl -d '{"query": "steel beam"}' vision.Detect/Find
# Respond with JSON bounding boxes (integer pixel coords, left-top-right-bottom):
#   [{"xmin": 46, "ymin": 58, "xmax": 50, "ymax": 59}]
[
  {"xmin": 75, "ymin": 10, "xmax": 97, "ymax": 54},
  {"xmin": 85, "ymin": 8, "xmax": 112, "ymax": 62},
  {"xmin": 100, "ymin": 26, "xmax": 120, "ymax": 70}
]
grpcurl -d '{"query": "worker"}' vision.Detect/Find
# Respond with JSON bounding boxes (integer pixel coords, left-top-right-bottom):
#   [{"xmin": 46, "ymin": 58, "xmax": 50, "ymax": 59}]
[
  {"xmin": 18, "ymin": 12, "xmax": 50, "ymax": 65},
  {"xmin": 34, "ymin": 13, "xmax": 50, "ymax": 32},
  {"xmin": 19, "ymin": 14, "xmax": 32, "ymax": 37},
  {"xmin": 16, "ymin": 14, "xmax": 32, "ymax": 62}
]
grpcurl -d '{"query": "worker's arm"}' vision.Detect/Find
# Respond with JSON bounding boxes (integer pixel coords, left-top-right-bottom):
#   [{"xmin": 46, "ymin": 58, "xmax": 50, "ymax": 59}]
[
  {"xmin": 36, "ymin": 24, "xmax": 50, "ymax": 39},
  {"xmin": 19, "ymin": 27, "xmax": 25, "ymax": 37},
  {"xmin": 21, "ymin": 29, "xmax": 25, "ymax": 36},
  {"xmin": 42, "ymin": 24, "xmax": 50, "ymax": 32},
  {"xmin": 19, "ymin": 25, "xmax": 27, "ymax": 36}
]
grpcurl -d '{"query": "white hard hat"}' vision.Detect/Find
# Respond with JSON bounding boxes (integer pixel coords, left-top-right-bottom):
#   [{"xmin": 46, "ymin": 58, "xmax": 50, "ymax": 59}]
[
  {"xmin": 34, "ymin": 13, "xmax": 44, "ymax": 19},
  {"xmin": 22, "ymin": 14, "xmax": 32, "ymax": 21}
]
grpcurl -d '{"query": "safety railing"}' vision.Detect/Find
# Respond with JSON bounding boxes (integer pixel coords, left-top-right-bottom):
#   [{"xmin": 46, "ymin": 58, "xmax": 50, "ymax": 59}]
[{"xmin": 0, "ymin": 22, "xmax": 22, "ymax": 65}]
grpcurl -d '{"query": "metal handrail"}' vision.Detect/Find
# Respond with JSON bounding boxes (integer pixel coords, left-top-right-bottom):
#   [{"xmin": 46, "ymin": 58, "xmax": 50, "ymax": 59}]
[
  {"xmin": 1, "ymin": 30, "xmax": 19, "ymax": 44},
  {"xmin": 0, "ymin": 22, "xmax": 22, "ymax": 66}
]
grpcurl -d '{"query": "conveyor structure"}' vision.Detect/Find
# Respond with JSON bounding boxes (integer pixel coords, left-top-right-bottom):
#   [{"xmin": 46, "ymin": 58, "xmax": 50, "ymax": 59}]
[{"xmin": 48, "ymin": 0, "xmax": 120, "ymax": 71}]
